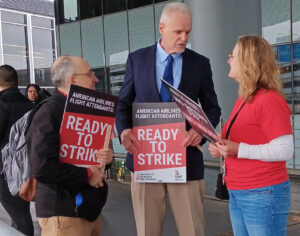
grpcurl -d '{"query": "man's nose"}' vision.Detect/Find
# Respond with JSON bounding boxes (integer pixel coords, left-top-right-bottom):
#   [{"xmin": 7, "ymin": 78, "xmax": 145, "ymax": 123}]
[{"xmin": 180, "ymin": 33, "xmax": 188, "ymax": 43}]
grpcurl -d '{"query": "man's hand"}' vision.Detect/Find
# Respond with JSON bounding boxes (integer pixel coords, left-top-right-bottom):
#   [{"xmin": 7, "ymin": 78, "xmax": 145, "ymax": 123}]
[
  {"xmin": 95, "ymin": 147, "xmax": 113, "ymax": 165},
  {"xmin": 88, "ymin": 164, "xmax": 106, "ymax": 188},
  {"xmin": 120, "ymin": 129, "xmax": 141, "ymax": 154},
  {"xmin": 182, "ymin": 128, "xmax": 203, "ymax": 148}
]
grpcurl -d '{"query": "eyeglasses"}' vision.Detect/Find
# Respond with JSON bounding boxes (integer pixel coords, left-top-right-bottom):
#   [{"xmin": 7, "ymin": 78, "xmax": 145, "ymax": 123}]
[
  {"xmin": 228, "ymin": 54, "xmax": 234, "ymax": 61},
  {"xmin": 72, "ymin": 70, "xmax": 95, "ymax": 78}
]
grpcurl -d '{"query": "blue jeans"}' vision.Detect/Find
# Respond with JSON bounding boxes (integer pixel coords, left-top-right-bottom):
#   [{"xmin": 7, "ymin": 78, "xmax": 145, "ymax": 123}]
[{"xmin": 228, "ymin": 180, "xmax": 290, "ymax": 236}]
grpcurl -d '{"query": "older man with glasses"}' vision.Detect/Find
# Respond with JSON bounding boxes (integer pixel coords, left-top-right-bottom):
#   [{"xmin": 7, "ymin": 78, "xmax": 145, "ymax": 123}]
[{"xmin": 26, "ymin": 56, "xmax": 112, "ymax": 236}]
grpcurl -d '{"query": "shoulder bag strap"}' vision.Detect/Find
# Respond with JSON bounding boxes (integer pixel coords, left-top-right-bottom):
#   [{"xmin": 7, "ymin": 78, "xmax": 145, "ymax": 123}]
[
  {"xmin": 221, "ymin": 102, "xmax": 245, "ymax": 173},
  {"xmin": 225, "ymin": 102, "xmax": 245, "ymax": 139}
]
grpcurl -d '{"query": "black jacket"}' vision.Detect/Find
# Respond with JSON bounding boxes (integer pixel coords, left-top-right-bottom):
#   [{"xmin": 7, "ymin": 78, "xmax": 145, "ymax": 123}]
[
  {"xmin": 0, "ymin": 87, "xmax": 33, "ymax": 169},
  {"xmin": 26, "ymin": 89, "xmax": 107, "ymax": 221}
]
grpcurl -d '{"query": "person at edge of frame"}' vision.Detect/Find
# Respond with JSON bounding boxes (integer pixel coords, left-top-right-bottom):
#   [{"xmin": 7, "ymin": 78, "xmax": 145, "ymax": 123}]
[{"xmin": 208, "ymin": 35, "xmax": 294, "ymax": 236}]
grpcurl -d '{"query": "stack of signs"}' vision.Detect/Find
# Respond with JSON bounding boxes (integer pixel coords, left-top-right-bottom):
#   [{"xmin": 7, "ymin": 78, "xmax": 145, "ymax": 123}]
[
  {"xmin": 133, "ymin": 102, "xmax": 186, "ymax": 183},
  {"xmin": 161, "ymin": 79, "xmax": 222, "ymax": 144},
  {"xmin": 59, "ymin": 84, "xmax": 118, "ymax": 167}
]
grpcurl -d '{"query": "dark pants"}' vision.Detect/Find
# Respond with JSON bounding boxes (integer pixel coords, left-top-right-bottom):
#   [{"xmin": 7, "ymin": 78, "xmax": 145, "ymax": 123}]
[{"xmin": 0, "ymin": 175, "xmax": 34, "ymax": 236}]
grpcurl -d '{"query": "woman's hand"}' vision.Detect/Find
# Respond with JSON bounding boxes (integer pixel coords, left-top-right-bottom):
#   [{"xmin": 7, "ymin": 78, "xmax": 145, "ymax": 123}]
[
  {"xmin": 214, "ymin": 140, "xmax": 239, "ymax": 158},
  {"xmin": 208, "ymin": 142, "xmax": 222, "ymax": 158}
]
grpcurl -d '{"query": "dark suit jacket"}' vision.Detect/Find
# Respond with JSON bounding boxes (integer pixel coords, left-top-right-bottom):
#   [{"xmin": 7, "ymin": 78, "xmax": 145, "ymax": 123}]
[{"xmin": 116, "ymin": 44, "xmax": 221, "ymax": 180}]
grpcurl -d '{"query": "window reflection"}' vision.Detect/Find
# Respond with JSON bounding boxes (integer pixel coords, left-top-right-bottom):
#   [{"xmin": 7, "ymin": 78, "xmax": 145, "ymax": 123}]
[
  {"xmin": 293, "ymin": 57, "xmax": 300, "ymax": 168},
  {"xmin": 106, "ymin": 65, "xmax": 127, "ymax": 154},
  {"xmin": 59, "ymin": 22, "xmax": 82, "ymax": 56},
  {"xmin": 81, "ymin": 17, "xmax": 105, "ymax": 68},
  {"xmin": 107, "ymin": 66, "xmax": 125, "ymax": 96},
  {"xmin": 292, "ymin": 0, "xmax": 300, "ymax": 41},
  {"xmin": 294, "ymin": 43, "xmax": 300, "ymax": 61},
  {"xmin": 276, "ymin": 43, "xmax": 300, "ymax": 114},
  {"xmin": 276, "ymin": 44, "xmax": 292, "ymax": 108},
  {"xmin": 1, "ymin": 11, "xmax": 26, "ymax": 24},
  {"xmin": 280, "ymin": 64, "xmax": 292, "ymax": 103},
  {"xmin": 261, "ymin": 0, "xmax": 291, "ymax": 44},
  {"xmin": 32, "ymin": 16, "xmax": 53, "ymax": 28},
  {"xmin": 278, "ymin": 44, "xmax": 291, "ymax": 63},
  {"xmin": 1, "ymin": 23, "xmax": 30, "ymax": 86},
  {"xmin": 294, "ymin": 62, "xmax": 300, "ymax": 113},
  {"xmin": 56, "ymin": 26, "xmax": 61, "ymax": 57},
  {"xmin": 128, "ymin": 6, "xmax": 155, "ymax": 52},
  {"xmin": 32, "ymin": 28, "xmax": 56, "ymax": 86},
  {"xmin": 103, "ymin": 0, "xmax": 126, "ymax": 14},
  {"xmin": 104, "ymin": 12, "xmax": 129, "ymax": 65},
  {"xmin": 154, "ymin": 2, "xmax": 166, "ymax": 41},
  {"xmin": 57, "ymin": 0, "xmax": 78, "ymax": 24},
  {"xmin": 127, "ymin": 0, "xmax": 153, "ymax": 9},
  {"xmin": 79, "ymin": 0, "xmax": 102, "ymax": 19},
  {"xmin": 93, "ymin": 68, "xmax": 106, "ymax": 92}
]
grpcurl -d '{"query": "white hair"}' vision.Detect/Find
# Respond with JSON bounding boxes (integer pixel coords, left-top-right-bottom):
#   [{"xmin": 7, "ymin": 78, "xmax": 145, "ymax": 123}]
[
  {"xmin": 160, "ymin": 2, "xmax": 192, "ymax": 24},
  {"xmin": 51, "ymin": 56, "xmax": 76, "ymax": 89}
]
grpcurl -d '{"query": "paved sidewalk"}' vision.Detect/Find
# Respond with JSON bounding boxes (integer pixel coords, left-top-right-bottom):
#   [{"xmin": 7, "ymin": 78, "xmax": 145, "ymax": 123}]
[{"xmin": 0, "ymin": 180, "xmax": 299, "ymax": 235}]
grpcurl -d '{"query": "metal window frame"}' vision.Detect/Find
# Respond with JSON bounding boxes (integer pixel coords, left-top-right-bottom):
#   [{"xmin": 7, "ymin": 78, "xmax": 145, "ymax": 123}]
[
  {"xmin": 27, "ymin": 14, "xmax": 35, "ymax": 84},
  {"xmin": 0, "ymin": 10, "xmax": 3, "ymax": 65}
]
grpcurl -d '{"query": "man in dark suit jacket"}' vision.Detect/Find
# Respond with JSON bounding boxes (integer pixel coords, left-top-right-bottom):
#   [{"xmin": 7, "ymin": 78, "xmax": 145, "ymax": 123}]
[
  {"xmin": 0, "ymin": 65, "xmax": 34, "ymax": 236},
  {"xmin": 116, "ymin": 2, "xmax": 221, "ymax": 236}
]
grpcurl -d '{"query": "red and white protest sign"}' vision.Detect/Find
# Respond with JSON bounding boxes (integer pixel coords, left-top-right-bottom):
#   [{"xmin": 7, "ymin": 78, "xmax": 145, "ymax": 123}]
[
  {"xmin": 161, "ymin": 79, "xmax": 222, "ymax": 144},
  {"xmin": 59, "ymin": 84, "xmax": 118, "ymax": 167},
  {"xmin": 133, "ymin": 103, "xmax": 186, "ymax": 183}
]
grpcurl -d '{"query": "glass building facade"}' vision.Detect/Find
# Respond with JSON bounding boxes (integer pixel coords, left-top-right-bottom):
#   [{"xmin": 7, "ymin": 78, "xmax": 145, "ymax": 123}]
[
  {"xmin": 0, "ymin": 0, "xmax": 56, "ymax": 89},
  {"xmin": 55, "ymin": 0, "xmax": 182, "ymax": 95},
  {"xmin": 262, "ymin": 0, "xmax": 300, "ymax": 169}
]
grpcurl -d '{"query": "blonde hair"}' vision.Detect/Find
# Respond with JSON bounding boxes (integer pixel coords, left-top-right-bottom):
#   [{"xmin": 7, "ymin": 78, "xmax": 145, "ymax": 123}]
[{"xmin": 236, "ymin": 35, "xmax": 283, "ymax": 102}]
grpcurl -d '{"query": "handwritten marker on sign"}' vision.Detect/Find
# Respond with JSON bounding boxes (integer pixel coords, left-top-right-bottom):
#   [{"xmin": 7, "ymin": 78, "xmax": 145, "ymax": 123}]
[{"xmin": 179, "ymin": 126, "xmax": 204, "ymax": 153}]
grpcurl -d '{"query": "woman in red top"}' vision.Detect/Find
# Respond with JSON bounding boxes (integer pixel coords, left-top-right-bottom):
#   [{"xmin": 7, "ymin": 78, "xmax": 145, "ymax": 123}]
[{"xmin": 209, "ymin": 35, "xmax": 293, "ymax": 236}]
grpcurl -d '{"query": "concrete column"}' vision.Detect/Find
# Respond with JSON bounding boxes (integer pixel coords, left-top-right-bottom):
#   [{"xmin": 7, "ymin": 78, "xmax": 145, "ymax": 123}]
[{"xmin": 186, "ymin": 0, "xmax": 261, "ymax": 120}]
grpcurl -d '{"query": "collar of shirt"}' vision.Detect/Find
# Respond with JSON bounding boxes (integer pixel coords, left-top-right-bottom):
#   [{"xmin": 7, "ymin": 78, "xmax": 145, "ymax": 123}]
[
  {"xmin": 156, "ymin": 39, "xmax": 181, "ymax": 63},
  {"xmin": 156, "ymin": 40, "xmax": 183, "ymax": 93},
  {"xmin": 57, "ymin": 89, "xmax": 68, "ymax": 97}
]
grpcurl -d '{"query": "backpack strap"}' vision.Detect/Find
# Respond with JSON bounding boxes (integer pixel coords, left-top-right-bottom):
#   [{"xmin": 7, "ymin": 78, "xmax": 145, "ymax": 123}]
[{"xmin": 24, "ymin": 96, "xmax": 65, "ymax": 135}]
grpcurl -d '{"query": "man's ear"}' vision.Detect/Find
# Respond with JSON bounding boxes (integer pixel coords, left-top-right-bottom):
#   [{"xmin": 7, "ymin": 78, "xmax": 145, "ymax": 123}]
[
  {"xmin": 69, "ymin": 75, "xmax": 76, "ymax": 85},
  {"xmin": 159, "ymin": 22, "xmax": 165, "ymax": 35}
]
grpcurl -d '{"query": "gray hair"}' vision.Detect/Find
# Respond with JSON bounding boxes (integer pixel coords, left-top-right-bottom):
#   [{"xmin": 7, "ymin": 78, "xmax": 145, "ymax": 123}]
[
  {"xmin": 51, "ymin": 56, "xmax": 76, "ymax": 89},
  {"xmin": 160, "ymin": 2, "xmax": 191, "ymax": 24}
]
